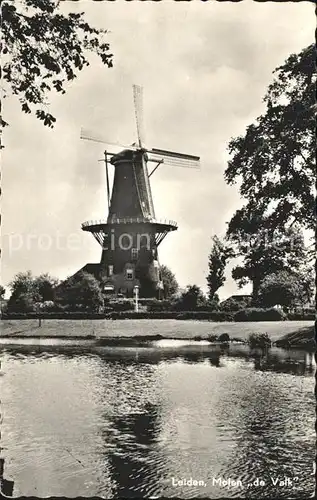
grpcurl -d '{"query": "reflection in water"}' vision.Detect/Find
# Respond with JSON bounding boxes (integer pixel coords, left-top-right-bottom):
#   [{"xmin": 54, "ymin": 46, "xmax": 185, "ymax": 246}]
[
  {"xmin": 107, "ymin": 403, "xmax": 160, "ymax": 498},
  {"xmin": 0, "ymin": 458, "xmax": 14, "ymax": 497},
  {"xmin": 0, "ymin": 343, "xmax": 313, "ymax": 377},
  {"xmin": 0, "ymin": 343, "xmax": 314, "ymax": 498}
]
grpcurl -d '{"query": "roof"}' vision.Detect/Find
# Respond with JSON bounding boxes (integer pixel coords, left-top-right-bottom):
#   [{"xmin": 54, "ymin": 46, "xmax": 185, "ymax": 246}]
[{"xmin": 222, "ymin": 295, "xmax": 251, "ymax": 302}]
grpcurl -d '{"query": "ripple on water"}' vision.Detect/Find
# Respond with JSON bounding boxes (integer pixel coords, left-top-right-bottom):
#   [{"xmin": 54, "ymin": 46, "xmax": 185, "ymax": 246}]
[{"xmin": 0, "ymin": 347, "xmax": 314, "ymax": 498}]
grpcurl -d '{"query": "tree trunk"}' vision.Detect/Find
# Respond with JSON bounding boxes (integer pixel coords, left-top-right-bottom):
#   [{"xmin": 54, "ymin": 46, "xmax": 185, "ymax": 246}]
[{"xmin": 251, "ymin": 278, "xmax": 261, "ymax": 306}]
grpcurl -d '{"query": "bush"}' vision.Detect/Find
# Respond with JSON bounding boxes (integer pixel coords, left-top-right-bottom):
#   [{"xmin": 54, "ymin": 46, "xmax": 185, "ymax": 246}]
[
  {"xmin": 109, "ymin": 311, "xmax": 178, "ymax": 320},
  {"xmin": 249, "ymin": 332, "xmax": 272, "ymax": 348},
  {"xmin": 207, "ymin": 334, "xmax": 218, "ymax": 342},
  {"xmin": 108, "ymin": 310, "xmax": 234, "ymax": 321},
  {"xmin": 275, "ymin": 326, "xmax": 315, "ymax": 349},
  {"xmin": 218, "ymin": 333, "xmax": 230, "ymax": 342},
  {"xmin": 287, "ymin": 312, "xmax": 315, "ymax": 321},
  {"xmin": 220, "ymin": 296, "xmax": 251, "ymax": 312},
  {"xmin": 109, "ymin": 300, "xmax": 134, "ymax": 312},
  {"xmin": 234, "ymin": 307, "xmax": 286, "ymax": 322},
  {"xmin": 176, "ymin": 311, "xmax": 233, "ymax": 321},
  {"xmin": 147, "ymin": 299, "xmax": 172, "ymax": 312},
  {"xmin": 1, "ymin": 311, "xmax": 112, "ymax": 320}
]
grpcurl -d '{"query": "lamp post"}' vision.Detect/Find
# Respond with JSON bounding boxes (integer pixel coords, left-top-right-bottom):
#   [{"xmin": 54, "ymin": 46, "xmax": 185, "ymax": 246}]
[{"xmin": 134, "ymin": 285, "xmax": 139, "ymax": 312}]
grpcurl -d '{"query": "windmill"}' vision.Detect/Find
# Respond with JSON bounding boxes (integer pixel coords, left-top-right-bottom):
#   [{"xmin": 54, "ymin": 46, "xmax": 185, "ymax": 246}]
[{"xmin": 80, "ymin": 85, "xmax": 200, "ymax": 299}]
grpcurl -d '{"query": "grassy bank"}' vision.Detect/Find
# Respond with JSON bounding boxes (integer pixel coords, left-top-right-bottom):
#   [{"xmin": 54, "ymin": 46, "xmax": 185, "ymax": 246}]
[
  {"xmin": 275, "ymin": 325, "xmax": 315, "ymax": 350},
  {"xmin": 0, "ymin": 319, "xmax": 313, "ymax": 344}
]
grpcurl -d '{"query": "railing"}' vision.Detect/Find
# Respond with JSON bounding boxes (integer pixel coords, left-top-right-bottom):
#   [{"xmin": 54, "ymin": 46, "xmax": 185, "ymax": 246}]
[{"xmin": 81, "ymin": 217, "xmax": 178, "ymax": 228}]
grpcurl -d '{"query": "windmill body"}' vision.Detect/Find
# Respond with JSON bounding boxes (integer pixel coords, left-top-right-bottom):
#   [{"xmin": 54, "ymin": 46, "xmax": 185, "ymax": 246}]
[{"xmin": 80, "ymin": 86, "xmax": 199, "ymax": 299}]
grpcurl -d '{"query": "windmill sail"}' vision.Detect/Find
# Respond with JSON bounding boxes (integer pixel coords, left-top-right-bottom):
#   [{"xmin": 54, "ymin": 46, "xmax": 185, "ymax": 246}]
[
  {"xmin": 133, "ymin": 84, "xmax": 145, "ymax": 148},
  {"xmin": 150, "ymin": 147, "xmax": 200, "ymax": 169},
  {"xmin": 132, "ymin": 85, "xmax": 155, "ymax": 218}
]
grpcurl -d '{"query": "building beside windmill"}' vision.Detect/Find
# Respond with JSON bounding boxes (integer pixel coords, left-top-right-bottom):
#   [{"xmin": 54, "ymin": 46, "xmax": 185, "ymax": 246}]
[{"xmin": 75, "ymin": 85, "xmax": 199, "ymax": 299}]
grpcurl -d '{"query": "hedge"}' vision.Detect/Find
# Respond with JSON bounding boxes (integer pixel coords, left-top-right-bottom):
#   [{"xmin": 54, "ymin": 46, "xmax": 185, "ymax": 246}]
[
  {"xmin": 1, "ymin": 310, "xmax": 233, "ymax": 321},
  {"xmin": 287, "ymin": 312, "xmax": 315, "ymax": 321},
  {"xmin": 234, "ymin": 308, "xmax": 286, "ymax": 322},
  {"xmin": 1, "ymin": 311, "xmax": 112, "ymax": 320},
  {"xmin": 97, "ymin": 310, "xmax": 233, "ymax": 321},
  {"xmin": 4, "ymin": 308, "xmax": 312, "ymax": 322}
]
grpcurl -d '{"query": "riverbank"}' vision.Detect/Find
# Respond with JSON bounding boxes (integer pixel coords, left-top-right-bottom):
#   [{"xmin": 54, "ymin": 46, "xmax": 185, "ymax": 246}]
[
  {"xmin": 275, "ymin": 324, "xmax": 315, "ymax": 349},
  {"xmin": 0, "ymin": 319, "xmax": 313, "ymax": 345}
]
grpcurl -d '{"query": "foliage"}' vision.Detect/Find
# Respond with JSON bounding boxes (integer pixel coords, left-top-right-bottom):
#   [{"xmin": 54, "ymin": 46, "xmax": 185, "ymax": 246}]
[
  {"xmin": 176, "ymin": 310, "xmax": 233, "ymax": 321},
  {"xmin": 1, "ymin": 0, "xmax": 113, "ymax": 129},
  {"xmin": 275, "ymin": 326, "xmax": 315, "ymax": 349},
  {"xmin": 109, "ymin": 300, "xmax": 134, "ymax": 312},
  {"xmin": 234, "ymin": 307, "xmax": 286, "ymax": 322},
  {"xmin": 56, "ymin": 271, "xmax": 104, "ymax": 312},
  {"xmin": 108, "ymin": 310, "xmax": 234, "ymax": 321},
  {"xmin": 225, "ymin": 44, "xmax": 315, "ymax": 232},
  {"xmin": 7, "ymin": 271, "xmax": 40, "ymax": 312},
  {"xmin": 287, "ymin": 312, "xmax": 315, "ymax": 321},
  {"xmin": 35, "ymin": 273, "xmax": 59, "ymax": 301},
  {"xmin": 248, "ymin": 333, "xmax": 272, "ymax": 348},
  {"xmin": 227, "ymin": 223, "xmax": 308, "ymax": 301},
  {"xmin": 7, "ymin": 291, "xmax": 38, "ymax": 313},
  {"xmin": 7, "ymin": 271, "xmax": 59, "ymax": 312},
  {"xmin": 220, "ymin": 295, "xmax": 251, "ymax": 311},
  {"xmin": 173, "ymin": 285, "xmax": 207, "ymax": 311},
  {"xmin": 206, "ymin": 293, "xmax": 220, "ymax": 311},
  {"xmin": 0, "ymin": 285, "xmax": 5, "ymax": 299},
  {"xmin": 218, "ymin": 333, "xmax": 230, "ymax": 342},
  {"xmin": 147, "ymin": 299, "xmax": 173, "ymax": 312},
  {"xmin": 258, "ymin": 270, "xmax": 308, "ymax": 309},
  {"xmin": 207, "ymin": 334, "xmax": 218, "ymax": 342},
  {"xmin": 206, "ymin": 236, "xmax": 233, "ymax": 301},
  {"xmin": 160, "ymin": 265, "xmax": 179, "ymax": 299}
]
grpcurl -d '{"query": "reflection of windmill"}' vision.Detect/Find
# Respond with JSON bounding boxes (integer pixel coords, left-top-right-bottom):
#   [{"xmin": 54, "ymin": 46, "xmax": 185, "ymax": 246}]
[{"xmin": 80, "ymin": 85, "xmax": 200, "ymax": 298}]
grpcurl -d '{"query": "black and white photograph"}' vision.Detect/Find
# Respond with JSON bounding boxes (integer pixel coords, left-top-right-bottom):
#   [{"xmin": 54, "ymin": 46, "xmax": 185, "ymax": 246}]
[{"xmin": 0, "ymin": 0, "xmax": 315, "ymax": 498}]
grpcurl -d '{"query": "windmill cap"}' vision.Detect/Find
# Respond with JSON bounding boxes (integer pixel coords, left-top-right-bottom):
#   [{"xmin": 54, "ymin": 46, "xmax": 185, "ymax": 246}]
[{"xmin": 110, "ymin": 149, "xmax": 145, "ymax": 165}]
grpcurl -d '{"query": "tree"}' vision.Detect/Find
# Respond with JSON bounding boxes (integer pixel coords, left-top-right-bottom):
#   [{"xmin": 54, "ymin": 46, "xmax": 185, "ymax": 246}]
[
  {"xmin": 206, "ymin": 235, "xmax": 233, "ymax": 301},
  {"xmin": 225, "ymin": 44, "xmax": 315, "ymax": 232},
  {"xmin": 160, "ymin": 265, "xmax": 179, "ymax": 299},
  {"xmin": 7, "ymin": 270, "xmax": 41, "ymax": 312},
  {"xmin": 56, "ymin": 271, "xmax": 104, "ymax": 312},
  {"xmin": 7, "ymin": 271, "xmax": 59, "ymax": 312},
  {"xmin": 175, "ymin": 285, "xmax": 207, "ymax": 311},
  {"xmin": 227, "ymin": 213, "xmax": 309, "ymax": 302},
  {"xmin": 0, "ymin": 286, "xmax": 5, "ymax": 299},
  {"xmin": 1, "ymin": 0, "xmax": 113, "ymax": 130},
  {"xmin": 35, "ymin": 273, "xmax": 59, "ymax": 302},
  {"xmin": 258, "ymin": 271, "xmax": 305, "ymax": 309}
]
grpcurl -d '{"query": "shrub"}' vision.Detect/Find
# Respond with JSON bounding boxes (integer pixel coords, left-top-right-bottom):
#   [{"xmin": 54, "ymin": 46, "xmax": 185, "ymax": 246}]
[
  {"xmin": 287, "ymin": 312, "xmax": 315, "ymax": 321},
  {"xmin": 248, "ymin": 333, "xmax": 272, "ymax": 348},
  {"xmin": 110, "ymin": 300, "xmax": 134, "ymax": 312},
  {"xmin": 207, "ymin": 334, "xmax": 218, "ymax": 342},
  {"xmin": 1, "ymin": 310, "xmax": 112, "ymax": 320},
  {"xmin": 234, "ymin": 307, "xmax": 286, "ymax": 322},
  {"xmin": 218, "ymin": 333, "xmax": 230, "ymax": 342},
  {"xmin": 176, "ymin": 311, "xmax": 234, "ymax": 321},
  {"xmin": 220, "ymin": 296, "xmax": 251, "ymax": 312},
  {"xmin": 108, "ymin": 311, "xmax": 177, "ymax": 320},
  {"xmin": 147, "ymin": 299, "xmax": 172, "ymax": 312}
]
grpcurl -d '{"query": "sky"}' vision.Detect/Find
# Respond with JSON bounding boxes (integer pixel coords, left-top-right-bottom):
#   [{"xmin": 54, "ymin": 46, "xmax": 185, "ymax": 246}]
[{"xmin": 1, "ymin": 0, "xmax": 314, "ymax": 299}]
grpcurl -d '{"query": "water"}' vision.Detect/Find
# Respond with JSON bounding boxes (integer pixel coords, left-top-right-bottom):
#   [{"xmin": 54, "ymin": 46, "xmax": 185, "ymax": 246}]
[{"xmin": 0, "ymin": 342, "xmax": 314, "ymax": 498}]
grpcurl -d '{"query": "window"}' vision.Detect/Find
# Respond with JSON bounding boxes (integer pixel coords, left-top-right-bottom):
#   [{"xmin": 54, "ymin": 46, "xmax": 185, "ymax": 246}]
[
  {"xmin": 108, "ymin": 265, "xmax": 113, "ymax": 276},
  {"xmin": 131, "ymin": 248, "xmax": 139, "ymax": 260},
  {"xmin": 126, "ymin": 269, "xmax": 134, "ymax": 280}
]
